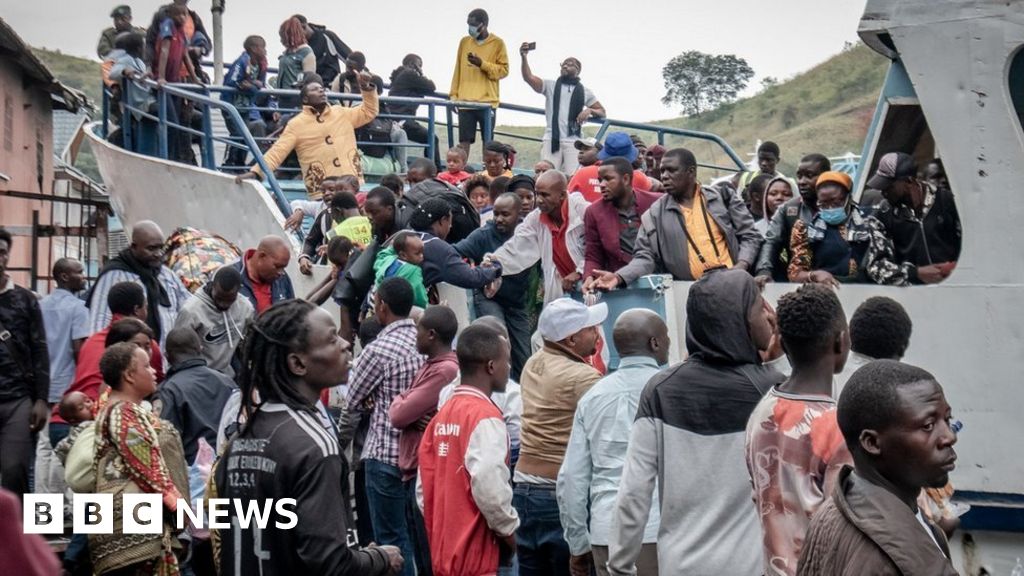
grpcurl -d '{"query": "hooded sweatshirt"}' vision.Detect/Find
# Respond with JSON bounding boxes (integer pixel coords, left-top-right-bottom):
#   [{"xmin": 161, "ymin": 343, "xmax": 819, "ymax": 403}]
[
  {"xmin": 373, "ymin": 246, "xmax": 428, "ymax": 309},
  {"xmin": 172, "ymin": 285, "xmax": 255, "ymax": 378},
  {"xmin": 608, "ymin": 269, "xmax": 784, "ymax": 576}
]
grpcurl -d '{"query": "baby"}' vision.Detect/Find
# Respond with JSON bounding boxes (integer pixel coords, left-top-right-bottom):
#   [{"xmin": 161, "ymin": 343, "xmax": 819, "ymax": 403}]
[
  {"xmin": 373, "ymin": 231, "xmax": 428, "ymax": 309},
  {"xmin": 437, "ymin": 147, "xmax": 472, "ymax": 187},
  {"xmin": 59, "ymin": 391, "xmax": 95, "ymax": 425}
]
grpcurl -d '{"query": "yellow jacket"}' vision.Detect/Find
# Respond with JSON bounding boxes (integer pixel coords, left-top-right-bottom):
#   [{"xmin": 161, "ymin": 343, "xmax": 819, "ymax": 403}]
[
  {"xmin": 254, "ymin": 88, "xmax": 379, "ymax": 195},
  {"xmin": 449, "ymin": 34, "xmax": 509, "ymax": 107}
]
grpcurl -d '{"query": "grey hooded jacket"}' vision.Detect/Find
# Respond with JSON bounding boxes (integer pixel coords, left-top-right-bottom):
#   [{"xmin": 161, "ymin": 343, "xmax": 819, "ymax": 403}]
[
  {"xmin": 608, "ymin": 269, "xmax": 784, "ymax": 575},
  {"xmin": 172, "ymin": 286, "xmax": 254, "ymax": 378},
  {"xmin": 615, "ymin": 183, "xmax": 763, "ymax": 285}
]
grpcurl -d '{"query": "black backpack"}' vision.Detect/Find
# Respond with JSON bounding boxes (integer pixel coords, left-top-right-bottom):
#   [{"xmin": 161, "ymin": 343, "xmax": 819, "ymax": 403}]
[
  {"xmin": 356, "ymin": 117, "xmax": 393, "ymax": 158},
  {"xmin": 398, "ymin": 178, "xmax": 481, "ymax": 243}
]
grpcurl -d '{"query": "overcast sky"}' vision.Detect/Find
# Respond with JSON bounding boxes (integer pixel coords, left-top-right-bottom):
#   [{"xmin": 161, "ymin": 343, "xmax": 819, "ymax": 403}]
[{"xmin": 5, "ymin": 0, "xmax": 869, "ymax": 125}]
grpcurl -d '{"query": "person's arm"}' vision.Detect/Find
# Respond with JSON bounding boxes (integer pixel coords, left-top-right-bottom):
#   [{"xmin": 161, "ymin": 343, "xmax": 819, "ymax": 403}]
[
  {"xmin": 291, "ymin": 455, "xmax": 394, "ymax": 575},
  {"xmin": 452, "ymin": 228, "xmax": 487, "ymax": 263},
  {"xmin": 583, "ymin": 206, "xmax": 604, "ymax": 279},
  {"xmin": 70, "ymin": 304, "xmax": 90, "ymax": 362},
  {"xmin": 26, "ymin": 296, "xmax": 50, "ymax": 427},
  {"xmin": 346, "ymin": 346, "xmax": 383, "ymax": 411},
  {"xmin": 607, "ymin": 409, "xmax": 660, "ymax": 575},
  {"xmin": 519, "ymin": 46, "xmax": 543, "ymax": 93},
  {"xmin": 479, "ymin": 40, "xmax": 510, "ymax": 81},
  {"xmin": 488, "ymin": 212, "xmax": 542, "ymax": 276},
  {"xmin": 786, "ymin": 220, "xmax": 812, "ymax": 282},
  {"xmin": 97, "ymin": 32, "xmax": 113, "ymax": 60},
  {"xmin": 449, "ymin": 40, "xmax": 465, "ymax": 100},
  {"xmin": 347, "ymin": 77, "xmax": 380, "ymax": 130},
  {"xmin": 864, "ymin": 215, "xmax": 915, "ymax": 286},
  {"xmin": 388, "ymin": 364, "xmax": 454, "ymax": 429},
  {"xmin": 306, "ymin": 271, "xmax": 338, "ymax": 305},
  {"xmin": 157, "ymin": 38, "xmax": 171, "ymax": 84},
  {"xmin": 183, "ymin": 50, "xmax": 200, "ymax": 83},
  {"xmin": 723, "ymin": 185, "xmax": 763, "ymax": 270},
  {"xmin": 109, "ymin": 403, "xmax": 183, "ymax": 511},
  {"xmin": 301, "ymin": 49, "xmax": 316, "ymax": 74},
  {"xmin": 247, "ymin": 124, "xmax": 298, "ymax": 178},
  {"xmin": 301, "ymin": 212, "xmax": 327, "ymax": 264},
  {"xmin": 434, "ymin": 241, "xmax": 499, "ymax": 289},
  {"xmin": 755, "ymin": 208, "xmax": 786, "ymax": 278},
  {"xmin": 466, "ymin": 417, "xmax": 519, "ymax": 536},
  {"xmin": 557, "ymin": 406, "xmax": 594, "ymax": 557}
]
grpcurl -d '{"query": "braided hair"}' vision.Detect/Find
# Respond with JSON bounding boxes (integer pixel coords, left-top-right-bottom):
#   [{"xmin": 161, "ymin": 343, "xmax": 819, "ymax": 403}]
[
  {"xmin": 236, "ymin": 299, "xmax": 319, "ymax": 424},
  {"xmin": 408, "ymin": 197, "xmax": 452, "ymax": 232}
]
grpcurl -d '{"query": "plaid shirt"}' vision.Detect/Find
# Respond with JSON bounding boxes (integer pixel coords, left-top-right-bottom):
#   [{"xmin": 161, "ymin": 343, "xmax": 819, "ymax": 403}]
[{"xmin": 346, "ymin": 318, "xmax": 424, "ymax": 466}]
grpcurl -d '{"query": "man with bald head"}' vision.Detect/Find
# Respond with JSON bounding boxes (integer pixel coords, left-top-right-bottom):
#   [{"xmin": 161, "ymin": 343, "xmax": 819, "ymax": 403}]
[
  {"xmin": 487, "ymin": 170, "xmax": 589, "ymax": 303},
  {"xmin": 557, "ymin": 309, "xmax": 668, "ymax": 576},
  {"xmin": 88, "ymin": 220, "xmax": 190, "ymax": 347},
  {"xmin": 230, "ymin": 235, "xmax": 295, "ymax": 314}
]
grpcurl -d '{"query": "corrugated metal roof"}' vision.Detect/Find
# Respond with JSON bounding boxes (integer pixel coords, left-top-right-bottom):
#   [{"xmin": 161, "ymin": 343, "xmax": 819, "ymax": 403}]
[{"xmin": 0, "ymin": 17, "xmax": 87, "ymax": 112}]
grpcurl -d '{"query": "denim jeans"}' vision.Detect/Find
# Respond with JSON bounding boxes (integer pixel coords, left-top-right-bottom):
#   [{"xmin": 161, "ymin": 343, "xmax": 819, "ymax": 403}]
[
  {"xmin": 474, "ymin": 292, "xmax": 531, "ymax": 382},
  {"xmin": 364, "ymin": 459, "xmax": 415, "ymax": 576},
  {"xmin": 512, "ymin": 483, "xmax": 570, "ymax": 576},
  {"xmin": 404, "ymin": 479, "xmax": 433, "ymax": 576}
]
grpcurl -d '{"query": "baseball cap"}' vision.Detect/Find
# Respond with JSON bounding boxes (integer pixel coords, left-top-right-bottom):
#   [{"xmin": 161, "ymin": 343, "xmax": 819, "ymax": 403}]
[
  {"xmin": 110, "ymin": 5, "xmax": 131, "ymax": 18},
  {"xmin": 538, "ymin": 299, "xmax": 608, "ymax": 343},
  {"xmin": 574, "ymin": 137, "xmax": 601, "ymax": 151},
  {"xmin": 866, "ymin": 152, "xmax": 916, "ymax": 190},
  {"xmin": 598, "ymin": 132, "xmax": 638, "ymax": 163},
  {"xmin": 815, "ymin": 171, "xmax": 853, "ymax": 191}
]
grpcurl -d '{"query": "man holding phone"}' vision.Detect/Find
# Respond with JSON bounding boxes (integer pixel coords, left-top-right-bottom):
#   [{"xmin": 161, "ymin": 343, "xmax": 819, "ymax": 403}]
[
  {"xmin": 521, "ymin": 43, "xmax": 606, "ymax": 174},
  {"xmin": 451, "ymin": 8, "xmax": 509, "ymax": 156}
]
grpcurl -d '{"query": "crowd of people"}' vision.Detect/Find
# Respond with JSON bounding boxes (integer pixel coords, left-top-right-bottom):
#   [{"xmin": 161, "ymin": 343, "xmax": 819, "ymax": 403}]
[{"xmin": 0, "ymin": 4, "xmax": 971, "ymax": 576}]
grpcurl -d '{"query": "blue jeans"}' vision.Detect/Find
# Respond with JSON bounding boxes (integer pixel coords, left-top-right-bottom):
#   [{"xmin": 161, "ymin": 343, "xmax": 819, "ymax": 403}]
[
  {"xmin": 364, "ymin": 459, "xmax": 415, "ymax": 576},
  {"xmin": 404, "ymin": 479, "xmax": 433, "ymax": 576},
  {"xmin": 512, "ymin": 483, "xmax": 569, "ymax": 576}
]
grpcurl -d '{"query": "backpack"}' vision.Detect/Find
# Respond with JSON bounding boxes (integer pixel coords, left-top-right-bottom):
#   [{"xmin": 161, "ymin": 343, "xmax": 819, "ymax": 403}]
[
  {"xmin": 399, "ymin": 178, "xmax": 481, "ymax": 243},
  {"xmin": 356, "ymin": 117, "xmax": 393, "ymax": 158}
]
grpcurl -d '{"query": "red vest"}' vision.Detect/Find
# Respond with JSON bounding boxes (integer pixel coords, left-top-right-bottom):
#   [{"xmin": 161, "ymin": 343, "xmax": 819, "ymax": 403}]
[{"xmin": 418, "ymin": 386, "xmax": 508, "ymax": 576}]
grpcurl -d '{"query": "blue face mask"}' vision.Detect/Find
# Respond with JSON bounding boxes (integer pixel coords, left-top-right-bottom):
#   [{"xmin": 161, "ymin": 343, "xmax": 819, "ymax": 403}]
[
  {"xmin": 819, "ymin": 206, "xmax": 847, "ymax": 226},
  {"xmin": 468, "ymin": 24, "xmax": 480, "ymax": 39}
]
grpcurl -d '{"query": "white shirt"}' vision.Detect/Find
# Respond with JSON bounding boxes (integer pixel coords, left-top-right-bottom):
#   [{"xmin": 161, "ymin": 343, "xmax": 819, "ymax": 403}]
[{"xmin": 541, "ymin": 79, "xmax": 597, "ymax": 142}]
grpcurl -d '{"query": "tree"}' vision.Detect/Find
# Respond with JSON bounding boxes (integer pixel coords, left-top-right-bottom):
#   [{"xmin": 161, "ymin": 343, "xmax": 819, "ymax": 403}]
[{"xmin": 661, "ymin": 51, "xmax": 755, "ymax": 116}]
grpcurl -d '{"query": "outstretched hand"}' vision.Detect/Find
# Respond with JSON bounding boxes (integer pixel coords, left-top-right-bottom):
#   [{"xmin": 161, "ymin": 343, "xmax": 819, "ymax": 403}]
[{"xmin": 587, "ymin": 270, "xmax": 622, "ymax": 291}]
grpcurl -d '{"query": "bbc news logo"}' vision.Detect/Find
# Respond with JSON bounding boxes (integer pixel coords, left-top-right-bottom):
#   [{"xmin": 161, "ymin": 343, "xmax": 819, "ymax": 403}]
[{"xmin": 23, "ymin": 494, "xmax": 298, "ymax": 534}]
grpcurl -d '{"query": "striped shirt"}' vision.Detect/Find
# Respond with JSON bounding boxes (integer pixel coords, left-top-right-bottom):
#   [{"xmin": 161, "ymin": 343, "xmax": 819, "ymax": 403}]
[
  {"xmin": 346, "ymin": 318, "xmax": 424, "ymax": 466},
  {"xmin": 87, "ymin": 266, "xmax": 191, "ymax": 348}
]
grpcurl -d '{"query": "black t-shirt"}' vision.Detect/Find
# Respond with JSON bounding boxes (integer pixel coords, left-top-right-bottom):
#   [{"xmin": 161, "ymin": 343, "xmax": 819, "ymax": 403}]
[{"xmin": 215, "ymin": 402, "xmax": 389, "ymax": 576}]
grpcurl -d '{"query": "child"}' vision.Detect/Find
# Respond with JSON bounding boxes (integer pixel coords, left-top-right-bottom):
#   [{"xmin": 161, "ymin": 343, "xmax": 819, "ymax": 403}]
[
  {"xmin": 463, "ymin": 175, "xmax": 491, "ymax": 214},
  {"xmin": 373, "ymin": 231, "xmax": 428, "ymax": 308},
  {"xmin": 58, "ymin": 391, "xmax": 95, "ymax": 425},
  {"xmin": 223, "ymin": 35, "xmax": 269, "ymax": 170},
  {"xmin": 306, "ymin": 235, "xmax": 356, "ymax": 305},
  {"xmin": 438, "ymin": 147, "xmax": 472, "ymax": 186}
]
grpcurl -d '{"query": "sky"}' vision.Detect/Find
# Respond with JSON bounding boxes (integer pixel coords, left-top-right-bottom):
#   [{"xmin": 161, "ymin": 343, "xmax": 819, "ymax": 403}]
[{"xmin": 4, "ymin": 0, "xmax": 869, "ymax": 125}]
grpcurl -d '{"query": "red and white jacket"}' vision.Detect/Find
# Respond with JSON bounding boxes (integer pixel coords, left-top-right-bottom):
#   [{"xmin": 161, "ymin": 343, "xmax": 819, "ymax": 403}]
[{"xmin": 417, "ymin": 386, "xmax": 519, "ymax": 576}]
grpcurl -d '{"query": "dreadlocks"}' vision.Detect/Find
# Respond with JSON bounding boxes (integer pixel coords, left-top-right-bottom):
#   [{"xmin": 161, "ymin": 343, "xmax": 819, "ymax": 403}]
[{"xmin": 236, "ymin": 299, "xmax": 318, "ymax": 425}]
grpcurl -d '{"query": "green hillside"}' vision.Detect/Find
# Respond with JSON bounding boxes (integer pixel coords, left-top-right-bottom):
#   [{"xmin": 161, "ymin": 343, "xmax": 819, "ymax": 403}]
[
  {"xmin": 32, "ymin": 48, "xmax": 103, "ymax": 108},
  {"xmin": 494, "ymin": 43, "xmax": 888, "ymax": 177}
]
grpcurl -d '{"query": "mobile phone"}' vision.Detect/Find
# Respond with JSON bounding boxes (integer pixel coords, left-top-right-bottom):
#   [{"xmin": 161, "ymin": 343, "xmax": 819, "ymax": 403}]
[{"xmin": 526, "ymin": 42, "xmax": 537, "ymax": 51}]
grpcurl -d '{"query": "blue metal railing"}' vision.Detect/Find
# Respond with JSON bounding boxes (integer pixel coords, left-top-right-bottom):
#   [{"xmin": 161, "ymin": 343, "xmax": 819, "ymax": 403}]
[{"xmin": 101, "ymin": 77, "xmax": 746, "ymax": 224}]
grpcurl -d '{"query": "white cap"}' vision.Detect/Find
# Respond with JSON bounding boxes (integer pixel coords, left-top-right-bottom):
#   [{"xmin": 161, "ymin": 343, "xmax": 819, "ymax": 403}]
[{"xmin": 538, "ymin": 299, "xmax": 608, "ymax": 342}]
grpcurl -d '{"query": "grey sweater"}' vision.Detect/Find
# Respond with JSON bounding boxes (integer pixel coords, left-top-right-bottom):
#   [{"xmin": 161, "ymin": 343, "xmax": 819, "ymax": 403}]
[
  {"xmin": 608, "ymin": 270, "xmax": 783, "ymax": 575},
  {"xmin": 172, "ymin": 286, "xmax": 254, "ymax": 378}
]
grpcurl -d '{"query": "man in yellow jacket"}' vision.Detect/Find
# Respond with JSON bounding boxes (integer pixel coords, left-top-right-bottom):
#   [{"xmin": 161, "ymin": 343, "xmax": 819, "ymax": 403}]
[
  {"xmin": 451, "ymin": 8, "xmax": 508, "ymax": 156},
  {"xmin": 237, "ymin": 72, "xmax": 379, "ymax": 197}
]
